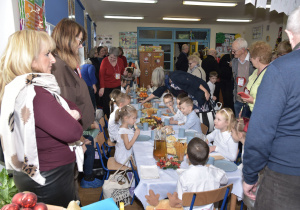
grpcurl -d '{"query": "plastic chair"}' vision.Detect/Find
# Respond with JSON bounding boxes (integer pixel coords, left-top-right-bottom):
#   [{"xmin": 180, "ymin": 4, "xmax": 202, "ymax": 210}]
[
  {"xmin": 104, "ymin": 114, "xmax": 109, "ymax": 128},
  {"xmin": 201, "ymin": 123, "xmax": 208, "ymax": 135},
  {"xmin": 182, "ymin": 184, "xmax": 233, "ymax": 210},
  {"xmin": 98, "ymin": 118, "xmax": 115, "ymax": 158}
]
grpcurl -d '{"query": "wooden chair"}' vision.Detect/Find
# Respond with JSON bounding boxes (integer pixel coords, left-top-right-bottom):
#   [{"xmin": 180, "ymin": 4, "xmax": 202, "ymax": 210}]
[
  {"xmin": 182, "ymin": 184, "xmax": 233, "ymax": 210},
  {"xmin": 98, "ymin": 118, "xmax": 115, "ymax": 158},
  {"xmin": 201, "ymin": 123, "xmax": 208, "ymax": 135}
]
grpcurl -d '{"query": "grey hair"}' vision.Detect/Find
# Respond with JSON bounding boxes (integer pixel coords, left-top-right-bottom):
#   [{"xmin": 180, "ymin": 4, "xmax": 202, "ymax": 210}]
[
  {"xmin": 287, "ymin": 6, "xmax": 300, "ymax": 35},
  {"xmin": 83, "ymin": 59, "xmax": 92, "ymax": 65},
  {"xmin": 151, "ymin": 67, "xmax": 165, "ymax": 87},
  {"xmin": 234, "ymin": 38, "xmax": 248, "ymax": 49},
  {"xmin": 109, "ymin": 47, "xmax": 119, "ymax": 57}
]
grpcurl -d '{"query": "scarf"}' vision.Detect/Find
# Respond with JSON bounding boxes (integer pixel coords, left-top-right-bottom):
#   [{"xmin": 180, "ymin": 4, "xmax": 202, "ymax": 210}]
[{"xmin": 0, "ymin": 73, "xmax": 83, "ymax": 185}]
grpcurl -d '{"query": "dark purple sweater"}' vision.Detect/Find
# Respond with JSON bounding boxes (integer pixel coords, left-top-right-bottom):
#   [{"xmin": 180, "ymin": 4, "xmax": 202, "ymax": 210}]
[{"xmin": 33, "ymin": 86, "xmax": 83, "ymax": 171}]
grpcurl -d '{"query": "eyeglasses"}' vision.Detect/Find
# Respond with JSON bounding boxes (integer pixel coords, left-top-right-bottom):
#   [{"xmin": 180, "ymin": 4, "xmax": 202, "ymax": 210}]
[
  {"xmin": 76, "ymin": 37, "xmax": 84, "ymax": 46},
  {"xmin": 231, "ymin": 48, "xmax": 241, "ymax": 54},
  {"xmin": 188, "ymin": 63, "xmax": 193, "ymax": 65}
]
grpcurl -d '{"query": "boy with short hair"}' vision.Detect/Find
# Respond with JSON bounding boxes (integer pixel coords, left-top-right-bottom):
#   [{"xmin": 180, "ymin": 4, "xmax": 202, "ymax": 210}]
[
  {"xmin": 177, "ymin": 138, "xmax": 228, "ymax": 210},
  {"xmin": 125, "ymin": 67, "xmax": 134, "ymax": 87},
  {"xmin": 170, "ymin": 92, "xmax": 188, "ymax": 125},
  {"xmin": 163, "ymin": 93, "xmax": 177, "ymax": 114},
  {"xmin": 175, "ymin": 97, "xmax": 202, "ymax": 133},
  {"xmin": 207, "ymin": 71, "xmax": 218, "ymax": 101}
]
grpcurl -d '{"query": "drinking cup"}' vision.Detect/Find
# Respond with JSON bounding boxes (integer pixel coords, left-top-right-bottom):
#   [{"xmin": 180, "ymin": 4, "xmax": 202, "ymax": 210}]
[
  {"xmin": 178, "ymin": 128, "xmax": 185, "ymax": 138},
  {"xmin": 143, "ymin": 122, "xmax": 148, "ymax": 131}
]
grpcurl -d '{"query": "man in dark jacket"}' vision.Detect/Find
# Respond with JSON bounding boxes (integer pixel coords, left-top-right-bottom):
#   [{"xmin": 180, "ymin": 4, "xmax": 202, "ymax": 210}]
[
  {"xmin": 201, "ymin": 48, "xmax": 219, "ymax": 82},
  {"xmin": 175, "ymin": 44, "xmax": 189, "ymax": 72},
  {"xmin": 243, "ymin": 6, "xmax": 300, "ymax": 209}
]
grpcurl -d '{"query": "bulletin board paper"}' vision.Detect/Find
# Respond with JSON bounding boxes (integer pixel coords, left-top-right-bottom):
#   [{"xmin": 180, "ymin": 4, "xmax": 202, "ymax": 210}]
[{"xmin": 119, "ymin": 32, "xmax": 138, "ymax": 60}]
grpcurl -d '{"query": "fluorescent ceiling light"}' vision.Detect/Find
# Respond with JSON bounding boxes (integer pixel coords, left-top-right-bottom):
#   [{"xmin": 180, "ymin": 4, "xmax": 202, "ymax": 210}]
[
  {"xmin": 183, "ymin": 1, "xmax": 237, "ymax": 7},
  {"xmin": 163, "ymin": 17, "xmax": 200, "ymax": 21},
  {"xmin": 101, "ymin": 0, "xmax": 157, "ymax": 3},
  {"xmin": 104, "ymin": 15, "xmax": 144, "ymax": 19},
  {"xmin": 217, "ymin": 19, "xmax": 252, "ymax": 22}
]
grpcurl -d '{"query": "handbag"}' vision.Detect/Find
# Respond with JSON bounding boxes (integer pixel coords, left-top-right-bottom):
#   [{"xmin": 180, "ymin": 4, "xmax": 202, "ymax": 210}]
[
  {"xmin": 197, "ymin": 99, "xmax": 219, "ymax": 133},
  {"xmin": 102, "ymin": 156, "xmax": 134, "ymax": 206}
]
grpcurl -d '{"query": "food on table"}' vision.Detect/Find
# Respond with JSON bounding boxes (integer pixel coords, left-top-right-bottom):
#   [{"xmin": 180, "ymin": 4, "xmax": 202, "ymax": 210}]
[
  {"xmin": 3, "ymin": 192, "xmax": 48, "ymax": 210},
  {"xmin": 174, "ymin": 142, "xmax": 187, "ymax": 161},
  {"xmin": 143, "ymin": 103, "xmax": 152, "ymax": 108},
  {"xmin": 162, "ymin": 126, "xmax": 175, "ymax": 135},
  {"xmin": 166, "ymin": 135, "xmax": 177, "ymax": 142},
  {"xmin": 140, "ymin": 116, "xmax": 162, "ymax": 127},
  {"xmin": 142, "ymin": 108, "xmax": 158, "ymax": 116},
  {"xmin": 167, "ymin": 145, "xmax": 176, "ymax": 156},
  {"xmin": 139, "ymin": 87, "xmax": 147, "ymax": 92},
  {"xmin": 139, "ymin": 92, "xmax": 148, "ymax": 98}
]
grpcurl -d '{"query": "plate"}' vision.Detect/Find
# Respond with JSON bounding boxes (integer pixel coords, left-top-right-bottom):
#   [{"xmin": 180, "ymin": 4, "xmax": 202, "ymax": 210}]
[
  {"xmin": 162, "ymin": 113, "xmax": 174, "ymax": 117},
  {"xmin": 213, "ymin": 160, "xmax": 237, "ymax": 172},
  {"xmin": 136, "ymin": 135, "xmax": 151, "ymax": 141}
]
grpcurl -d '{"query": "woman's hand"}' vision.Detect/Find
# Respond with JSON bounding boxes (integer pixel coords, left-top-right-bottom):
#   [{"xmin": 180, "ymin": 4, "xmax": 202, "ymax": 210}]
[
  {"xmin": 93, "ymin": 84, "xmax": 97, "ymax": 94},
  {"xmin": 199, "ymin": 84, "xmax": 210, "ymax": 101},
  {"xmin": 67, "ymin": 110, "xmax": 81, "ymax": 120},
  {"xmin": 242, "ymin": 95, "xmax": 254, "ymax": 104},
  {"xmin": 99, "ymin": 88, "xmax": 104, "ymax": 97}
]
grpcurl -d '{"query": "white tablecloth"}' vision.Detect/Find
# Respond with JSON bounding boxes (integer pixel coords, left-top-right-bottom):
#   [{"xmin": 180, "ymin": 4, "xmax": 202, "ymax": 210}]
[{"xmin": 132, "ymin": 140, "xmax": 243, "ymax": 209}]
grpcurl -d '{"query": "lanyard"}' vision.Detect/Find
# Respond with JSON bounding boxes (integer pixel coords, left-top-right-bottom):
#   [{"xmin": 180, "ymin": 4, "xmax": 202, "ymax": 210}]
[{"xmin": 249, "ymin": 66, "xmax": 267, "ymax": 92}]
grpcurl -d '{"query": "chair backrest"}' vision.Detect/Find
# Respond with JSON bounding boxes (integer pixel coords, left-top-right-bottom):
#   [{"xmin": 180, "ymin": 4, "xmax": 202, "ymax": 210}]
[
  {"xmin": 95, "ymin": 131, "xmax": 105, "ymax": 147},
  {"xmin": 182, "ymin": 184, "xmax": 233, "ymax": 208},
  {"xmin": 99, "ymin": 118, "xmax": 106, "ymax": 128},
  {"xmin": 201, "ymin": 123, "xmax": 208, "ymax": 135}
]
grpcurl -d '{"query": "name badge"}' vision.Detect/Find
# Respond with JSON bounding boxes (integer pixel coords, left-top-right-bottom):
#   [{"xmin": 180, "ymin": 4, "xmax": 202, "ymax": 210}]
[
  {"xmin": 115, "ymin": 73, "xmax": 120, "ymax": 79},
  {"xmin": 237, "ymin": 77, "xmax": 246, "ymax": 87},
  {"xmin": 244, "ymin": 88, "xmax": 250, "ymax": 95}
]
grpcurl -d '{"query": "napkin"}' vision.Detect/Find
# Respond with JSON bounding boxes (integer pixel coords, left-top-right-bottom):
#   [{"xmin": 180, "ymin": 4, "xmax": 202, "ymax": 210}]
[{"xmin": 140, "ymin": 165, "xmax": 160, "ymax": 179}]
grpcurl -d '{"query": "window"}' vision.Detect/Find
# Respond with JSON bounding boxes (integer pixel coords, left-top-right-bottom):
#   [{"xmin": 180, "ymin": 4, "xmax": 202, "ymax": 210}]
[
  {"xmin": 157, "ymin": 31, "xmax": 172, "ymax": 39},
  {"xmin": 139, "ymin": 30, "xmax": 155, "ymax": 39}
]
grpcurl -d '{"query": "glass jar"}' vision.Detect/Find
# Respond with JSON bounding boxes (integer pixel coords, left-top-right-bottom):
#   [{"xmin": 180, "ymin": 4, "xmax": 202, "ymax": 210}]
[{"xmin": 153, "ymin": 129, "xmax": 167, "ymax": 160}]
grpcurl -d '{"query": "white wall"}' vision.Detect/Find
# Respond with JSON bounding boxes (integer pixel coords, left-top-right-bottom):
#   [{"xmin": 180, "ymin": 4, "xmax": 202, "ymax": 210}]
[
  {"xmin": 244, "ymin": 17, "xmax": 285, "ymax": 49},
  {"xmin": 0, "ymin": 0, "xmax": 20, "ymax": 56},
  {"xmin": 96, "ymin": 21, "xmax": 247, "ymax": 48}
]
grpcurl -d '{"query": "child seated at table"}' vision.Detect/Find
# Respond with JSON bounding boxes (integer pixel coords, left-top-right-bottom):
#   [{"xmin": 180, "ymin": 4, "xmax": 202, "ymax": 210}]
[
  {"xmin": 114, "ymin": 105, "xmax": 140, "ymax": 166},
  {"xmin": 109, "ymin": 89, "xmax": 121, "ymax": 113},
  {"xmin": 163, "ymin": 93, "xmax": 177, "ymax": 114},
  {"xmin": 170, "ymin": 92, "xmax": 188, "ymax": 125},
  {"xmin": 207, "ymin": 108, "xmax": 238, "ymax": 162},
  {"xmin": 176, "ymin": 137, "xmax": 228, "ymax": 210},
  {"xmin": 173, "ymin": 97, "xmax": 202, "ymax": 134},
  {"xmin": 124, "ymin": 67, "xmax": 134, "ymax": 87},
  {"xmin": 108, "ymin": 93, "xmax": 131, "ymax": 142},
  {"xmin": 121, "ymin": 78, "xmax": 130, "ymax": 94}
]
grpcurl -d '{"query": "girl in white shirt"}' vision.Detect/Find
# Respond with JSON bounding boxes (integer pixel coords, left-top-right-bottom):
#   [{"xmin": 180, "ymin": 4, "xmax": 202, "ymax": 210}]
[
  {"xmin": 207, "ymin": 108, "xmax": 238, "ymax": 161},
  {"xmin": 108, "ymin": 93, "xmax": 130, "ymax": 142},
  {"xmin": 109, "ymin": 89, "xmax": 121, "ymax": 113},
  {"xmin": 114, "ymin": 105, "xmax": 140, "ymax": 166}
]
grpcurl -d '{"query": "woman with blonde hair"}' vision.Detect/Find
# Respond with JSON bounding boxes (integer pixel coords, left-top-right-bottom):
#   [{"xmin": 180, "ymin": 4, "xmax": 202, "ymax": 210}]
[
  {"xmin": 0, "ymin": 30, "xmax": 83, "ymax": 207},
  {"xmin": 187, "ymin": 54, "xmax": 206, "ymax": 80}
]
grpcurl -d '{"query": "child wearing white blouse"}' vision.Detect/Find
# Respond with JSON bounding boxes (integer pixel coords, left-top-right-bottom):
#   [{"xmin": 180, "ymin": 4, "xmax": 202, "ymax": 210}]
[
  {"xmin": 170, "ymin": 92, "xmax": 188, "ymax": 125},
  {"xmin": 207, "ymin": 108, "xmax": 238, "ymax": 162},
  {"xmin": 176, "ymin": 138, "xmax": 228, "ymax": 210},
  {"xmin": 108, "ymin": 93, "xmax": 130, "ymax": 142},
  {"xmin": 114, "ymin": 105, "xmax": 140, "ymax": 166}
]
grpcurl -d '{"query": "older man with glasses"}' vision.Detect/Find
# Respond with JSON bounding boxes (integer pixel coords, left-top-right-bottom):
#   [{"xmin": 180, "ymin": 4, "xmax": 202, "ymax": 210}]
[{"xmin": 231, "ymin": 38, "xmax": 255, "ymax": 117}]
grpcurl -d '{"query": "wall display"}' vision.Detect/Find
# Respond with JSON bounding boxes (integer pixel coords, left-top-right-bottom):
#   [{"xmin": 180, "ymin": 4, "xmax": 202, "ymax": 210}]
[
  {"xmin": 19, "ymin": 0, "xmax": 45, "ymax": 31},
  {"xmin": 215, "ymin": 33, "xmax": 235, "ymax": 57},
  {"xmin": 119, "ymin": 32, "xmax": 138, "ymax": 60},
  {"xmin": 252, "ymin": 25, "xmax": 263, "ymax": 40},
  {"xmin": 98, "ymin": 34, "xmax": 113, "ymax": 49}
]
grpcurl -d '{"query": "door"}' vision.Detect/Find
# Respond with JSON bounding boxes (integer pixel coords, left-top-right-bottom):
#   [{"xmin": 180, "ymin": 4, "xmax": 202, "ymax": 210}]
[{"xmin": 189, "ymin": 42, "xmax": 198, "ymax": 55}]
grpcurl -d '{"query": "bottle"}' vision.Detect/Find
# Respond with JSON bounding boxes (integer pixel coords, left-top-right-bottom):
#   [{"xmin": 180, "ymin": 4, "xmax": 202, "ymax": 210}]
[{"xmin": 119, "ymin": 202, "xmax": 124, "ymax": 210}]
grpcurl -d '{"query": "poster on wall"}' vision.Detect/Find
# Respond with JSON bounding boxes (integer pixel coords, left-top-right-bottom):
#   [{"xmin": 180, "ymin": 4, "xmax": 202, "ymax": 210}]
[
  {"xmin": 119, "ymin": 32, "xmax": 138, "ymax": 60},
  {"xmin": 215, "ymin": 33, "xmax": 235, "ymax": 57},
  {"xmin": 19, "ymin": 0, "xmax": 45, "ymax": 31},
  {"xmin": 97, "ymin": 34, "xmax": 113, "ymax": 49},
  {"xmin": 252, "ymin": 25, "xmax": 263, "ymax": 40}
]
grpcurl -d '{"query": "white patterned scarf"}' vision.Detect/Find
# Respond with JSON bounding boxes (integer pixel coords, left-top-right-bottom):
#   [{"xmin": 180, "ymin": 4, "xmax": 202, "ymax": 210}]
[{"xmin": 0, "ymin": 73, "xmax": 83, "ymax": 185}]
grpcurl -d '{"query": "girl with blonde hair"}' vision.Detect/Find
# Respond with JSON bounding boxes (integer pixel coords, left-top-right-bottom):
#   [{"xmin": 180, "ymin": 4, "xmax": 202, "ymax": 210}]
[{"xmin": 207, "ymin": 108, "xmax": 238, "ymax": 161}]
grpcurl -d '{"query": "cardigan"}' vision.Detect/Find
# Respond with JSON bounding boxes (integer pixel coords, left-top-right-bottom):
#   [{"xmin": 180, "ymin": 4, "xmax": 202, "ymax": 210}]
[
  {"xmin": 52, "ymin": 55, "xmax": 95, "ymax": 131},
  {"xmin": 99, "ymin": 57, "xmax": 125, "ymax": 89}
]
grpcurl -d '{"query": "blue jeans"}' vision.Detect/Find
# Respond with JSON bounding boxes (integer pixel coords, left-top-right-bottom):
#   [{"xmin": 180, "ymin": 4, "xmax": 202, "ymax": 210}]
[
  {"xmin": 234, "ymin": 101, "xmax": 244, "ymax": 118},
  {"xmin": 83, "ymin": 135, "xmax": 95, "ymax": 180}
]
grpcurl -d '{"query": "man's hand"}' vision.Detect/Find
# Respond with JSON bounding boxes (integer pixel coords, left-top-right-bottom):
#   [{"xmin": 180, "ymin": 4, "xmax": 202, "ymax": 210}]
[
  {"xmin": 243, "ymin": 181, "xmax": 258, "ymax": 200},
  {"xmin": 99, "ymin": 88, "xmax": 104, "ymax": 97}
]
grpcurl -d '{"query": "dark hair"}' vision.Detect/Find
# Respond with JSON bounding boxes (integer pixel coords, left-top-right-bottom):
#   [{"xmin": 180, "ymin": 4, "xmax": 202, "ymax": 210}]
[
  {"xmin": 115, "ymin": 105, "xmax": 137, "ymax": 123},
  {"xmin": 118, "ymin": 47, "xmax": 124, "ymax": 56},
  {"xmin": 277, "ymin": 40, "xmax": 292, "ymax": 56},
  {"xmin": 97, "ymin": 46, "xmax": 104, "ymax": 55},
  {"xmin": 179, "ymin": 96, "xmax": 193, "ymax": 106},
  {"xmin": 177, "ymin": 92, "xmax": 188, "ymax": 101},
  {"xmin": 187, "ymin": 138, "xmax": 209, "ymax": 165},
  {"xmin": 52, "ymin": 18, "xmax": 87, "ymax": 69},
  {"xmin": 126, "ymin": 67, "xmax": 134, "ymax": 74},
  {"xmin": 209, "ymin": 71, "xmax": 218, "ymax": 77}
]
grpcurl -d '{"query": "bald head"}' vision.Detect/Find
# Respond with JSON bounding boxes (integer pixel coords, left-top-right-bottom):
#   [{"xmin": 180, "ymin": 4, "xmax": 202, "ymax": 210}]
[
  {"xmin": 286, "ymin": 6, "xmax": 300, "ymax": 48},
  {"xmin": 208, "ymin": 48, "xmax": 217, "ymax": 59},
  {"xmin": 182, "ymin": 44, "xmax": 189, "ymax": 53}
]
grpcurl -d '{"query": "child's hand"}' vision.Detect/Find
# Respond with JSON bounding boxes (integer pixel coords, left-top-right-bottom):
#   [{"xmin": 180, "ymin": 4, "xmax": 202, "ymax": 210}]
[
  {"xmin": 134, "ymin": 128, "xmax": 140, "ymax": 136},
  {"xmin": 84, "ymin": 139, "xmax": 92, "ymax": 145},
  {"xmin": 169, "ymin": 119, "xmax": 177, "ymax": 125},
  {"xmin": 166, "ymin": 109, "xmax": 171, "ymax": 113},
  {"xmin": 67, "ymin": 110, "xmax": 81, "ymax": 120},
  {"xmin": 147, "ymin": 85, "xmax": 151, "ymax": 89},
  {"xmin": 209, "ymin": 146, "xmax": 216, "ymax": 153}
]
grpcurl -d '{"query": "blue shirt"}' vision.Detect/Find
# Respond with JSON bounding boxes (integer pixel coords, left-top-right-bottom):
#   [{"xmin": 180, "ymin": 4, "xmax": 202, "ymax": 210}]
[
  {"xmin": 179, "ymin": 111, "xmax": 202, "ymax": 134},
  {"xmin": 243, "ymin": 48, "xmax": 300, "ymax": 185},
  {"xmin": 80, "ymin": 64, "xmax": 98, "ymax": 87}
]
